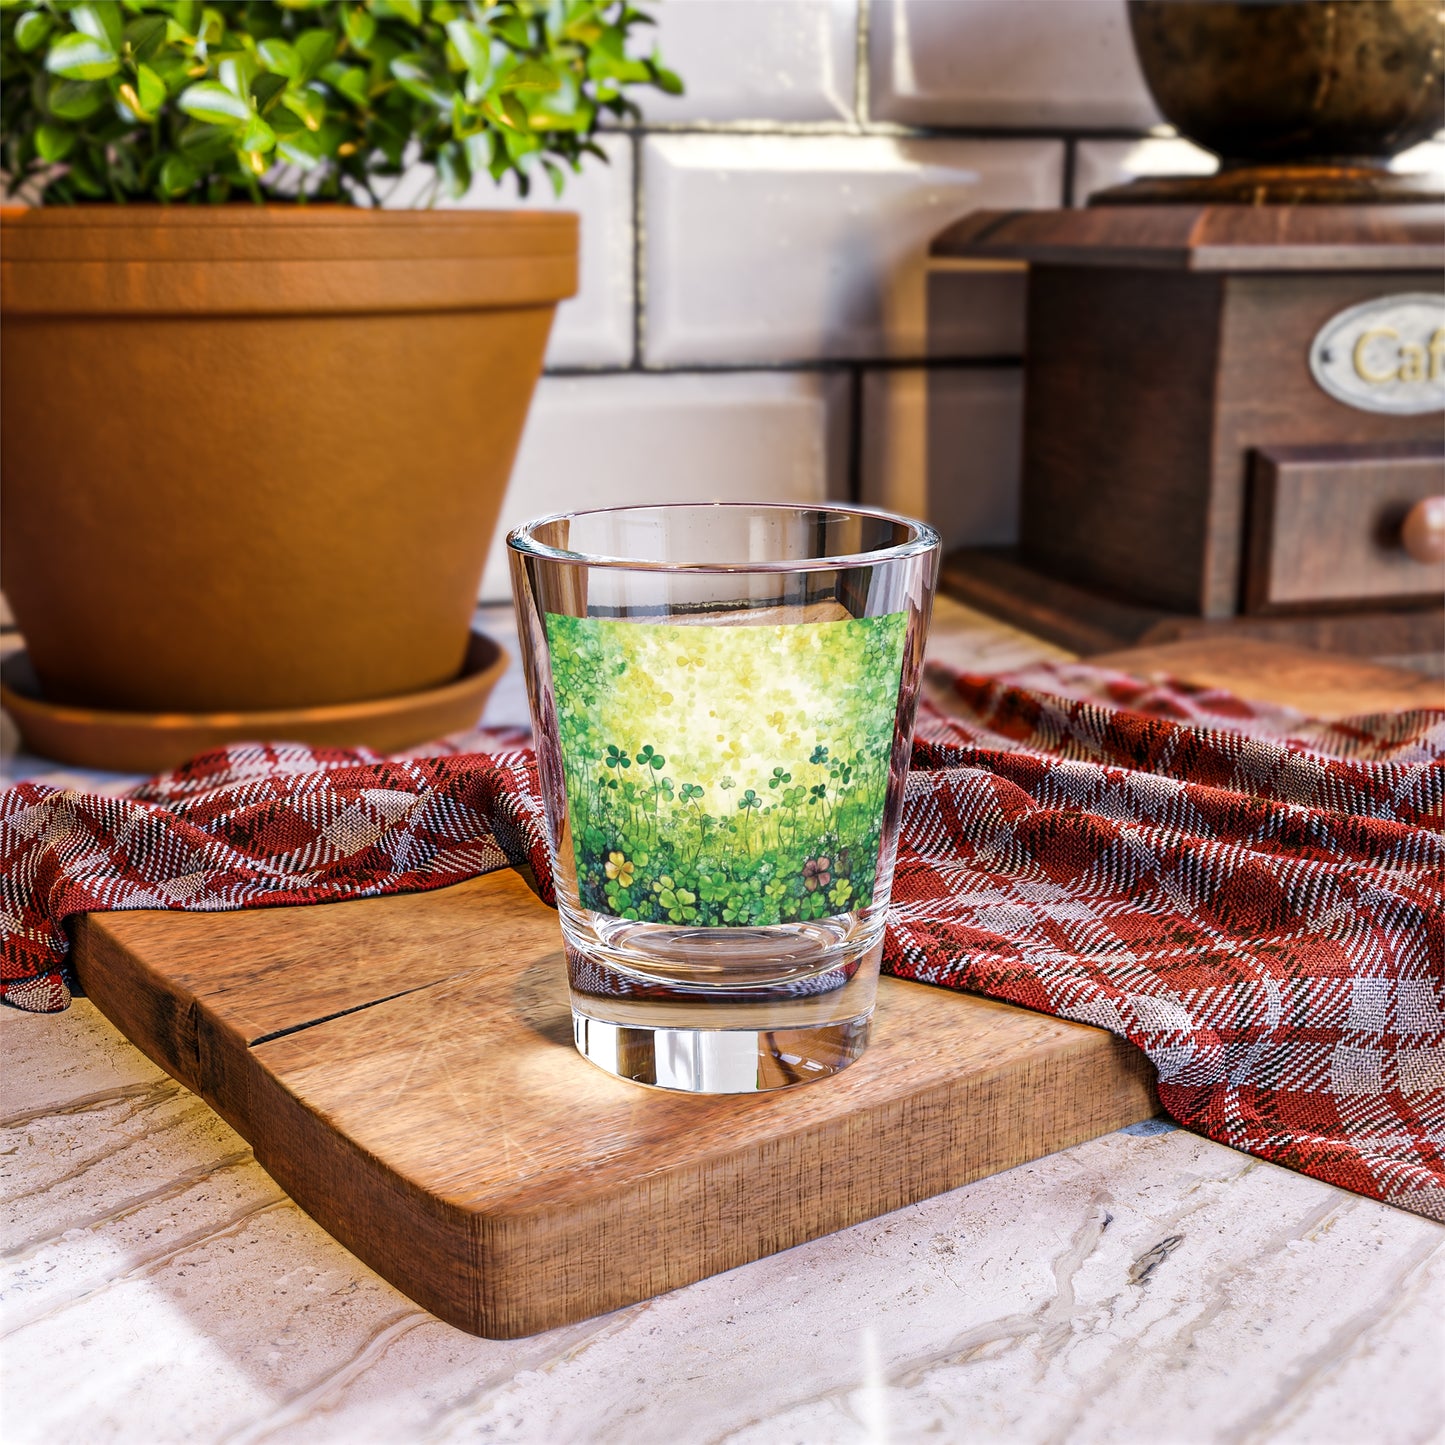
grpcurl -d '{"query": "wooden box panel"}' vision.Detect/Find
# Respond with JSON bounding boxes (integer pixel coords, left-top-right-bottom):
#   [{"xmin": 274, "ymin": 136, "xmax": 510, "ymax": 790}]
[
  {"xmin": 1246, "ymin": 443, "xmax": 1445, "ymax": 612},
  {"xmin": 1019, "ymin": 266, "xmax": 1223, "ymax": 616},
  {"xmin": 1207, "ymin": 271, "xmax": 1444, "ymax": 617},
  {"xmin": 1018, "ymin": 266, "xmax": 1442, "ymax": 619}
]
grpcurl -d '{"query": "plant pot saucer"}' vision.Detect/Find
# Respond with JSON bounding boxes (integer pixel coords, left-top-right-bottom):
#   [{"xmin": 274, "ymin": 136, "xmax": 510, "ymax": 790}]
[{"xmin": 1, "ymin": 630, "xmax": 507, "ymax": 776}]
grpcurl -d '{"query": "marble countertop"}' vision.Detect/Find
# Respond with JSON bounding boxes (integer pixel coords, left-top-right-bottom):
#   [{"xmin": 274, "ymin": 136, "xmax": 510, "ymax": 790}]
[{"xmin": 3, "ymin": 600, "xmax": 1442, "ymax": 1445}]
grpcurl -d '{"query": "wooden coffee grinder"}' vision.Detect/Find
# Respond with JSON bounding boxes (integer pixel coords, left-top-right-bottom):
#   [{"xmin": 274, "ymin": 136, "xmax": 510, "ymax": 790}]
[{"xmin": 935, "ymin": 0, "xmax": 1445, "ymax": 668}]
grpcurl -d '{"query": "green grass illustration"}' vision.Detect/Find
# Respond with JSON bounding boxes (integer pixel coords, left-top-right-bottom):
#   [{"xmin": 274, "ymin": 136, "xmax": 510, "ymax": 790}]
[{"xmin": 546, "ymin": 611, "xmax": 907, "ymax": 927}]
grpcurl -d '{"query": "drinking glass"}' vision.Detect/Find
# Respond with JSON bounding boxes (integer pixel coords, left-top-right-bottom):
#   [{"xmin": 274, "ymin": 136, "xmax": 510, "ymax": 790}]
[{"xmin": 509, "ymin": 503, "xmax": 939, "ymax": 1093}]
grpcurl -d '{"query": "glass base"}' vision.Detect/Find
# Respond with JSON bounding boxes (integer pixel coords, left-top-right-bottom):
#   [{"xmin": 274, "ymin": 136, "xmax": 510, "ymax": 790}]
[
  {"xmin": 564, "ymin": 925, "xmax": 883, "ymax": 1093},
  {"xmin": 572, "ymin": 1011, "xmax": 872, "ymax": 1093}
]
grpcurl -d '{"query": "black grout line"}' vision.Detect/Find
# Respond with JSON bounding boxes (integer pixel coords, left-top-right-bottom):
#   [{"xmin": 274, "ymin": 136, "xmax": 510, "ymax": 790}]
[
  {"xmin": 600, "ymin": 119, "xmax": 1164, "ymax": 144},
  {"xmin": 906, "ymin": 124, "xmax": 1156, "ymax": 143},
  {"xmin": 846, "ymin": 364, "xmax": 865, "ymax": 506},
  {"xmin": 1062, "ymin": 136, "xmax": 1078, "ymax": 208},
  {"xmin": 629, "ymin": 129, "xmax": 645, "ymax": 371},
  {"xmin": 855, "ymin": 0, "xmax": 871, "ymax": 129},
  {"xmin": 543, "ymin": 356, "xmax": 1025, "ymax": 380}
]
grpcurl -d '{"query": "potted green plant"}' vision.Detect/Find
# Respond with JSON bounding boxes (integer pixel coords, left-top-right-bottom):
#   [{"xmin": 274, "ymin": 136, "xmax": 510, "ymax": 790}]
[{"xmin": 0, "ymin": 0, "xmax": 678, "ymax": 769}]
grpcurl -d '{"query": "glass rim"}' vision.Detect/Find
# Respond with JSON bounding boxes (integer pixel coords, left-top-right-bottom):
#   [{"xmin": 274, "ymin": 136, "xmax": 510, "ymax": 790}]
[{"xmin": 506, "ymin": 501, "xmax": 941, "ymax": 574}]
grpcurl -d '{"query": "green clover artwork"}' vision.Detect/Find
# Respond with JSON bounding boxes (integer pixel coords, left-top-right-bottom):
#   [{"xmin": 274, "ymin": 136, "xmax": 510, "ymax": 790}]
[{"xmin": 545, "ymin": 611, "xmax": 908, "ymax": 928}]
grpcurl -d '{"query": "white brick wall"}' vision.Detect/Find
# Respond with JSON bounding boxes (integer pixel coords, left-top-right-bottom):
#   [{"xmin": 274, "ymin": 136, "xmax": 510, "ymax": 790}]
[
  {"xmin": 389, "ymin": 133, "xmax": 635, "ymax": 369},
  {"xmin": 642, "ymin": 135, "xmax": 1060, "ymax": 365},
  {"xmin": 868, "ymin": 0, "xmax": 1159, "ymax": 130},
  {"xmin": 5, "ymin": 9, "xmax": 1433, "ymax": 660},
  {"xmin": 480, "ymin": 371, "xmax": 850, "ymax": 597},
  {"xmin": 398, "ymin": 1, "xmax": 1201, "ymax": 601},
  {"xmin": 640, "ymin": 0, "xmax": 857, "ymax": 124}
]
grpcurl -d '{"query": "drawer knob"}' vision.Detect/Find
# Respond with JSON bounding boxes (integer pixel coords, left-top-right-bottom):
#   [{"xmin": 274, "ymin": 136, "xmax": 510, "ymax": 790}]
[{"xmin": 1400, "ymin": 496, "xmax": 1445, "ymax": 566}]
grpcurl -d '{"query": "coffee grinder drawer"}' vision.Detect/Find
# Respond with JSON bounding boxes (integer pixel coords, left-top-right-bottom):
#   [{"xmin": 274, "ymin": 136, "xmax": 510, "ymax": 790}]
[{"xmin": 1244, "ymin": 443, "xmax": 1445, "ymax": 613}]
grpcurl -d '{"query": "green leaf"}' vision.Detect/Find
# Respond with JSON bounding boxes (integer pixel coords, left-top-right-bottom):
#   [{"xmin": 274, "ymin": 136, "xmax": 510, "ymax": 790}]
[
  {"xmin": 282, "ymin": 86, "xmax": 326, "ymax": 129},
  {"xmin": 450, "ymin": 90, "xmax": 483, "ymax": 137},
  {"xmin": 158, "ymin": 153, "xmax": 197, "ymax": 195},
  {"xmin": 293, "ymin": 28, "xmax": 336, "ymax": 81},
  {"xmin": 500, "ymin": 92, "xmax": 529, "ymax": 130},
  {"xmin": 276, "ymin": 127, "xmax": 322, "ymax": 167},
  {"xmin": 34, "ymin": 122, "xmax": 75, "ymax": 162},
  {"xmin": 65, "ymin": 157, "xmax": 108, "ymax": 196},
  {"xmin": 653, "ymin": 63, "xmax": 682, "ymax": 96},
  {"xmin": 170, "ymin": 0, "xmax": 200, "ymax": 37},
  {"xmin": 177, "ymin": 118, "xmax": 233, "ymax": 164},
  {"xmin": 444, "ymin": 18, "xmax": 490, "ymax": 84},
  {"xmin": 313, "ymin": 116, "xmax": 347, "ymax": 159},
  {"xmin": 122, "ymin": 14, "xmax": 166, "ymax": 60},
  {"xmin": 389, "ymin": 54, "xmax": 449, "ymax": 107},
  {"xmin": 436, "ymin": 140, "xmax": 469, "ymax": 198},
  {"xmin": 239, "ymin": 113, "xmax": 275, "ymax": 153},
  {"xmin": 13, "ymin": 11, "xmax": 52, "ymax": 52},
  {"xmin": 528, "ymin": 72, "xmax": 586, "ymax": 130},
  {"xmin": 135, "ymin": 62, "xmax": 166, "ymax": 113},
  {"xmin": 251, "ymin": 72, "xmax": 287, "ymax": 111},
  {"xmin": 500, "ymin": 59, "xmax": 560, "ymax": 93},
  {"xmin": 320, "ymin": 62, "xmax": 367, "ymax": 106},
  {"xmin": 148, "ymin": 52, "xmax": 189, "ymax": 89},
  {"xmin": 372, "ymin": 0, "xmax": 421, "ymax": 24},
  {"xmin": 71, "ymin": 2, "xmax": 123, "ymax": 52},
  {"xmin": 342, "ymin": 6, "xmax": 375, "ymax": 51},
  {"xmin": 44, "ymin": 32, "xmax": 119, "ymax": 81},
  {"xmin": 3, "ymin": 0, "xmax": 683, "ymax": 204},
  {"xmin": 45, "ymin": 78, "xmax": 108, "ymax": 119},
  {"xmin": 462, "ymin": 128, "xmax": 490, "ymax": 173},
  {"xmin": 216, "ymin": 55, "xmax": 249, "ymax": 97},
  {"xmin": 177, "ymin": 79, "xmax": 252, "ymax": 126},
  {"xmin": 257, "ymin": 38, "xmax": 298, "ymax": 78},
  {"xmin": 496, "ymin": 14, "xmax": 530, "ymax": 48}
]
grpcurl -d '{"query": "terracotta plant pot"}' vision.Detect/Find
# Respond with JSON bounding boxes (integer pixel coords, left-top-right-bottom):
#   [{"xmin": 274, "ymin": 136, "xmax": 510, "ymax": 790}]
[{"xmin": 0, "ymin": 206, "xmax": 576, "ymax": 724}]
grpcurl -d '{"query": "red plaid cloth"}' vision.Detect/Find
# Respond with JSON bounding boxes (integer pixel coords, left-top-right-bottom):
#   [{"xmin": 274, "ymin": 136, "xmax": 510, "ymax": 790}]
[{"xmin": 3, "ymin": 665, "xmax": 1442, "ymax": 1221}]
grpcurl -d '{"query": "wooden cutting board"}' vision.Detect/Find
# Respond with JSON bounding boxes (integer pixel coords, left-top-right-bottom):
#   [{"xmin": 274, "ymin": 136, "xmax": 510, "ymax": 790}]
[{"xmin": 67, "ymin": 640, "xmax": 1436, "ymax": 1339}]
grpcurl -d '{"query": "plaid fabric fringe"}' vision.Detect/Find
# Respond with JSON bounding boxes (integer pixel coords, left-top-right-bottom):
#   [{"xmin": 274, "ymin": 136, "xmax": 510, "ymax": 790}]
[{"xmin": 2, "ymin": 666, "xmax": 1441, "ymax": 1220}]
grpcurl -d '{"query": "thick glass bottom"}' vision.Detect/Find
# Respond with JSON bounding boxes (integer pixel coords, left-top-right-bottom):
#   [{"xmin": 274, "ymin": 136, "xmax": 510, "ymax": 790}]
[
  {"xmin": 566, "ymin": 930, "xmax": 883, "ymax": 1093},
  {"xmin": 572, "ymin": 1011, "xmax": 873, "ymax": 1093}
]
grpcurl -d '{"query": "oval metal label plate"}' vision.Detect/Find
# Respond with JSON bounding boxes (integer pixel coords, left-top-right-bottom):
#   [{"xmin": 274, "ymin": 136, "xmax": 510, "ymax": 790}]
[{"xmin": 1309, "ymin": 292, "xmax": 1445, "ymax": 415}]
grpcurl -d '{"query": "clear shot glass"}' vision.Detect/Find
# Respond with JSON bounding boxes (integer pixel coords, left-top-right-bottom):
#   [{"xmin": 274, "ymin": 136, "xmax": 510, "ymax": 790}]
[{"xmin": 509, "ymin": 503, "xmax": 939, "ymax": 1093}]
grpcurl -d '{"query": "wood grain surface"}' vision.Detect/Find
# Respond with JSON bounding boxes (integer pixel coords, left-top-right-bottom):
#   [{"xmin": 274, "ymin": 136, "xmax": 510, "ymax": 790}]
[
  {"xmin": 71, "ymin": 869, "xmax": 1156, "ymax": 1338},
  {"xmin": 68, "ymin": 640, "xmax": 1433, "ymax": 1338},
  {"xmin": 941, "ymin": 545, "xmax": 1445, "ymax": 663},
  {"xmin": 1013, "ymin": 266, "xmax": 1443, "ymax": 619},
  {"xmin": 929, "ymin": 204, "xmax": 1445, "ymax": 272},
  {"xmin": 1088, "ymin": 636, "xmax": 1445, "ymax": 717},
  {"xmin": 1017, "ymin": 265, "xmax": 1225, "ymax": 615},
  {"xmin": 1245, "ymin": 443, "xmax": 1445, "ymax": 612},
  {"xmin": 1206, "ymin": 272, "xmax": 1444, "ymax": 617},
  {"xmin": 934, "ymin": 204, "xmax": 1445, "ymax": 627}
]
